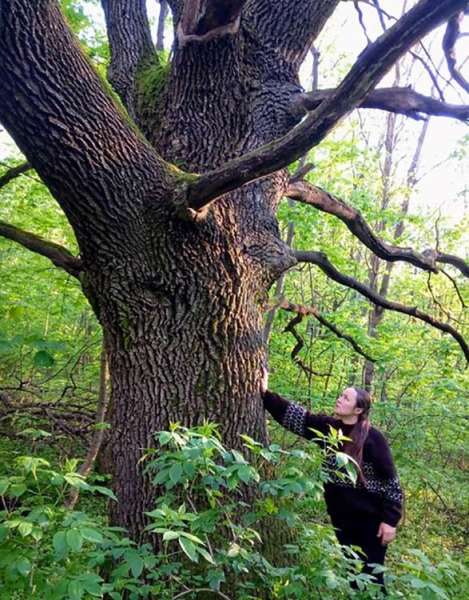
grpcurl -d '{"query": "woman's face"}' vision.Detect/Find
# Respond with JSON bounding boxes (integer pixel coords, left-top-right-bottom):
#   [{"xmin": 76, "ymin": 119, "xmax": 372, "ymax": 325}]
[{"xmin": 334, "ymin": 387, "xmax": 360, "ymax": 418}]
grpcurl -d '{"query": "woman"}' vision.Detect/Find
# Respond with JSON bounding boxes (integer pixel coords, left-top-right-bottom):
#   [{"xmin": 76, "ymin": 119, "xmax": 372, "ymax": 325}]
[{"xmin": 261, "ymin": 370, "xmax": 403, "ymax": 593}]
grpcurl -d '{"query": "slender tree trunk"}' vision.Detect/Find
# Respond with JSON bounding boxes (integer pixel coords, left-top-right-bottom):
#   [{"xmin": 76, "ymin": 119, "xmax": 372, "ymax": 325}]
[{"xmin": 363, "ymin": 101, "xmax": 429, "ymax": 389}]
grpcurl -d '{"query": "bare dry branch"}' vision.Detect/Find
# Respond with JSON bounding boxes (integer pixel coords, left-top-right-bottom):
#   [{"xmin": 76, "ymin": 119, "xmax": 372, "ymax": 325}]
[
  {"xmin": 290, "ymin": 162, "xmax": 316, "ymax": 183},
  {"xmin": 293, "ymin": 250, "xmax": 469, "ymax": 362},
  {"xmin": 426, "ymin": 272, "xmax": 459, "ymax": 323},
  {"xmin": 184, "ymin": 0, "xmax": 469, "ymax": 213},
  {"xmin": 271, "ymin": 298, "xmax": 375, "ymax": 362},
  {"xmin": 353, "ymin": 0, "xmax": 374, "ymax": 44},
  {"xmin": 0, "ymin": 220, "xmax": 83, "ymax": 278},
  {"xmin": 285, "ymin": 180, "xmax": 439, "ymax": 272},
  {"xmin": 0, "ymin": 394, "xmax": 94, "ymax": 442},
  {"xmin": 440, "ymin": 268, "xmax": 467, "ymax": 307},
  {"xmin": 282, "ymin": 312, "xmax": 333, "ymax": 375}
]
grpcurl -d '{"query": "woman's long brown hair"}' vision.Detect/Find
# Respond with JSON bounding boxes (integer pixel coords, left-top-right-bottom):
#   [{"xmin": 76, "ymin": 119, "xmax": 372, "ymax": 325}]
[{"xmin": 342, "ymin": 387, "xmax": 371, "ymax": 481}]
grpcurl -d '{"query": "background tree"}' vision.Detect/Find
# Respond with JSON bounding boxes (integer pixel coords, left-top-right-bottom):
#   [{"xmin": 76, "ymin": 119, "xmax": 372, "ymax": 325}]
[{"xmin": 1, "ymin": 0, "xmax": 469, "ymax": 549}]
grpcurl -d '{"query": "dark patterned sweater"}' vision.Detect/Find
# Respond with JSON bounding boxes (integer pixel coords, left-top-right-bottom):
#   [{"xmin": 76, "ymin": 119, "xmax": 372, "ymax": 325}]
[{"xmin": 263, "ymin": 390, "xmax": 403, "ymax": 528}]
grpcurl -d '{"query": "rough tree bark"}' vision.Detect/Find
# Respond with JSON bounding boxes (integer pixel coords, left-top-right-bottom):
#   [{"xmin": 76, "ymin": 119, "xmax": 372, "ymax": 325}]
[{"xmin": 0, "ymin": 0, "xmax": 467, "ymax": 547}]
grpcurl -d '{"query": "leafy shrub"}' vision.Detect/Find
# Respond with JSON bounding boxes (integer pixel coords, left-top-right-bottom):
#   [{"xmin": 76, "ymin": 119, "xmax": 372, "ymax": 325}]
[{"xmin": 0, "ymin": 424, "xmax": 467, "ymax": 599}]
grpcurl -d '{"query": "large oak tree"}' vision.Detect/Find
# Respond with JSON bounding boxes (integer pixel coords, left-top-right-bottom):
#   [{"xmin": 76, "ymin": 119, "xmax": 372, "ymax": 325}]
[{"xmin": 1, "ymin": 0, "xmax": 469, "ymax": 544}]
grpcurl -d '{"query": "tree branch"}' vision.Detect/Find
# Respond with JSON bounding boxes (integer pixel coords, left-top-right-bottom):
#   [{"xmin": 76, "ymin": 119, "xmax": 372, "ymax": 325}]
[
  {"xmin": 0, "ymin": 220, "xmax": 83, "ymax": 278},
  {"xmin": 293, "ymin": 250, "xmax": 469, "ymax": 362},
  {"xmin": 101, "ymin": 0, "xmax": 159, "ymax": 120},
  {"xmin": 281, "ymin": 311, "xmax": 347, "ymax": 374},
  {"xmin": 440, "ymin": 268, "xmax": 467, "ymax": 308},
  {"xmin": 156, "ymin": 1, "xmax": 169, "ymax": 51},
  {"xmin": 272, "ymin": 299, "xmax": 375, "ymax": 362},
  {"xmin": 436, "ymin": 252, "xmax": 469, "ymax": 277},
  {"xmin": 298, "ymin": 86, "xmax": 469, "ymax": 122},
  {"xmin": 443, "ymin": 8, "xmax": 469, "ymax": 94},
  {"xmin": 0, "ymin": 161, "xmax": 32, "ymax": 189},
  {"xmin": 285, "ymin": 180, "xmax": 439, "ymax": 272},
  {"xmin": 184, "ymin": 0, "xmax": 469, "ymax": 212}
]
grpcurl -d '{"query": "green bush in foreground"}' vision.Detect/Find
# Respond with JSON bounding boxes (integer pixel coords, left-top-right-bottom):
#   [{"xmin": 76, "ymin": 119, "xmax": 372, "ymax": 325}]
[{"xmin": 0, "ymin": 424, "xmax": 467, "ymax": 599}]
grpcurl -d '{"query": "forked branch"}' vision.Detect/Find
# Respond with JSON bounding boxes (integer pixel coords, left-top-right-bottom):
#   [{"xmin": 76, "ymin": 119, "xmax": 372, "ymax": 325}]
[
  {"xmin": 287, "ymin": 181, "xmax": 469, "ymax": 278},
  {"xmin": 275, "ymin": 300, "xmax": 375, "ymax": 363}
]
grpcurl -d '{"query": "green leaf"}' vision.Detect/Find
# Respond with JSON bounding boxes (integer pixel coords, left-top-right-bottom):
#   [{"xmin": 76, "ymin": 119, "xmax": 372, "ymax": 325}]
[
  {"xmin": 64, "ymin": 473, "xmax": 89, "ymax": 488},
  {"xmin": 336, "ymin": 452, "xmax": 350, "ymax": 468},
  {"xmin": 196, "ymin": 547, "xmax": 216, "ymax": 565},
  {"xmin": 53, "ymin": 531, "xmax": 68, "ymax": 557},
  {"xmin": 227, "ymin": 543, "xmax": 241, "ymax": 557},
  {"xmin": 0, "ymin": 478, "xmax": 10, "ymax": 495},
  {"xmin": 237, "ymin": 465, "xmax": 252, "ymax": 484},
  {"xmin": 163, "ymin": 530, "xmax": 180, "ymax": 541},
  {"xmin": 18, "ymin": 455, "xmax": 50, "ymax": 477},
  {"xmin": 152, "ymin": 468, "xmax": 169, "ymax": 485},
  {"xmin": 208, "ymin": 568, "xmax": 225, "ymax": 589},
  {"xmin": 33, "ymin": 350, "xmax": 55, "ymax": 367},
  {"xmin": 68, "ymin": 579, "xmax": 85, "ymax": 600},
  {"xmin": 179, "ymin": 531, "xmax": 205, "ymax": 544},
  {"xmin": 16, "ymin": 556, "xmax": 31, "ymax": 577},
  {"xmin": 178, "ymin": 537, "xmax": 198, "ymax": 562},
  {"xmin": 127, "ymin": 554, "xmax": 144, "ymax": 578},
  {"xmin": 82, "ymin": 577, "xmax": 104, "ymax": 597},
  {"xmin": 231, "ymin": 449, "xmax": 247, "ymax": 464},
  {"xmin": 81, "ymin": 573, "xmax": 104, "ymax": 598},
  {"xmin": 18, "ymin": 521, "xmax": 33, "ymax": 537},
  {"xmin": 19, "ymin": 428, "xmax": 52, "ymax": 439},
  {"xmin": 90, "ymin": 422, "xmax": 111, "ymax": 431},
  {"xmin": 90, "ymin": 485, "xmax": 117, "ymax": 501},
  {"xmin": 30, "ymin": 527, "xmax": 43, "ymax": 542},
  {"xmin": 183, "ymin": 461, "xmax": 195, "ymax": 478},
  {"xmin": 169, "ymin": 462, "xmax": 183, "ymax": 485},
  {"xmin": 10, "ymin": 483, "xmax": 27, "ymax": 497},
  {"xmin": 66, "ymin": 529, "xmax": 83, "ymax": 552},
  {"xmin": 80, "ymin": 527, "xmax": 104, "ymax": 544}
]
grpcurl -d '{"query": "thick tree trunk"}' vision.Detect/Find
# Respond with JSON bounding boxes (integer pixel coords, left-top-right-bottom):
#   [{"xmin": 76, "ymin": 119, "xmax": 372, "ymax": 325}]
[{"xmin": 91, "ymin": 216, "xmax": 279, "ymax": 538}]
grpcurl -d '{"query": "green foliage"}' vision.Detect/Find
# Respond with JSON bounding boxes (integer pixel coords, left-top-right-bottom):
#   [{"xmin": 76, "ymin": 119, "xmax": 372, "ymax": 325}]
[
  {"xmin": 2, "ymin": 425, "xmax": 467, "ymax": 598},
  {"xmin": 60, "ymin": 0, "xmax": 109, "ymax": 63}
]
